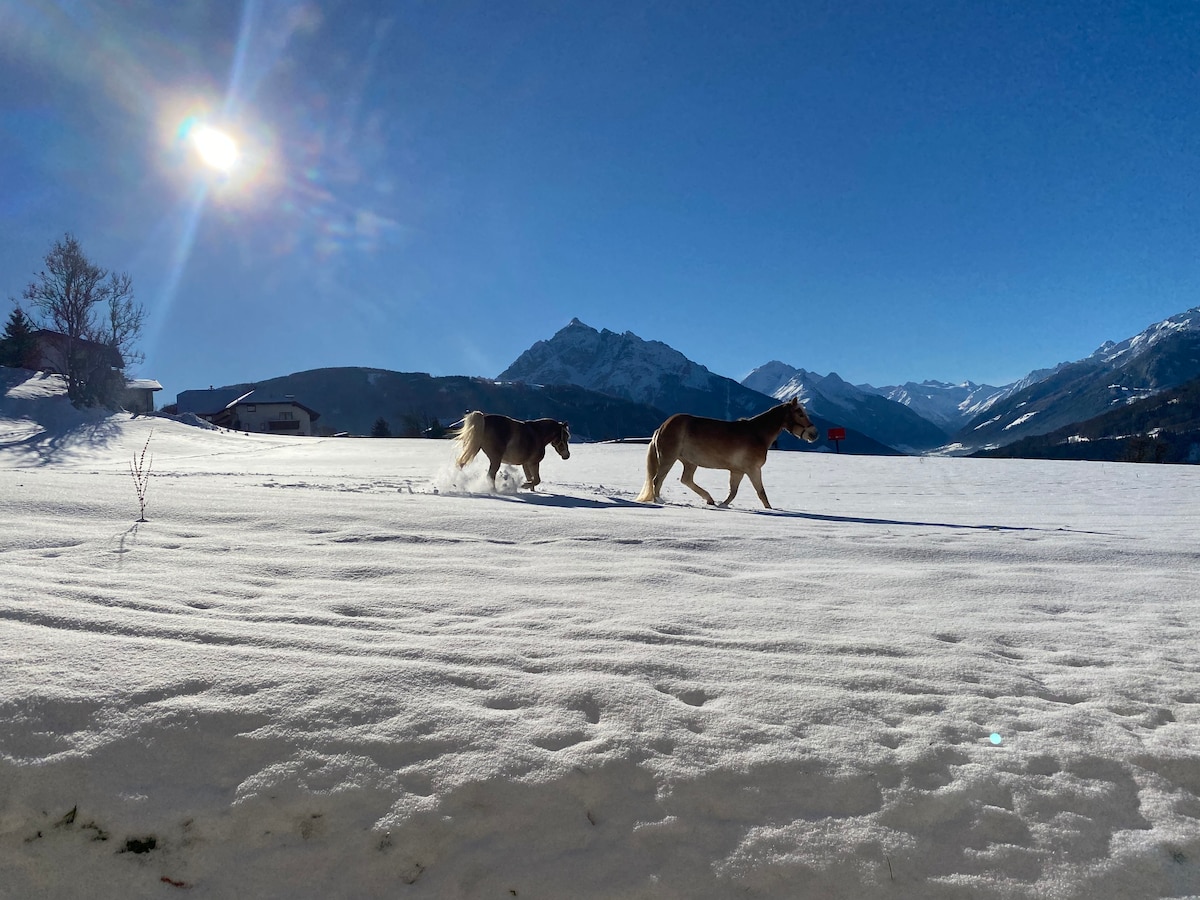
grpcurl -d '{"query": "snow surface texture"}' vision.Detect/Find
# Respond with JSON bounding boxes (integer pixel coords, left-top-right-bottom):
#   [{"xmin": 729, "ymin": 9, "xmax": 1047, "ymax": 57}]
[{"xmin": 2, "ymin": 371, "xmax": 1199, "ymax": 899}]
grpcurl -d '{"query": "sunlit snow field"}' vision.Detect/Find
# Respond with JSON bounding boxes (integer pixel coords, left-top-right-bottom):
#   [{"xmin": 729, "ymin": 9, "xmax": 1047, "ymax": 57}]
[{"xmin": 2, "ymin": 371, "xmax": 1198, "ymax": 899}]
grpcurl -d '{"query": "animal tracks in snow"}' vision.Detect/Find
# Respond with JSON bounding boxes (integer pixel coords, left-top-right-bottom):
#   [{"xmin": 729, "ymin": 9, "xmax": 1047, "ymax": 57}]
[{"xmin": 656, "ymin": 684, "xmax": 712, "ymax": 708}]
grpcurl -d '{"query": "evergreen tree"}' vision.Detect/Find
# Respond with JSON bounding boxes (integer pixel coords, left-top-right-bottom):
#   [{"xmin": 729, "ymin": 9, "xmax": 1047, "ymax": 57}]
[
  {"xmin": 0, "ymin": 306, "xmax": 39, "ymax": 369},
  {"xmin": 371, "ymin": 417, "xmax": 392, "ymax": 438}
]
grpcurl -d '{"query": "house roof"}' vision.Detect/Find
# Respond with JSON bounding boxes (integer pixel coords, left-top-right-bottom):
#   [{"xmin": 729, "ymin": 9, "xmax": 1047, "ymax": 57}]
[
  {"xmin": 126, "ymin": 379, "xmax": 163, "ymax": 391},
  {"xmin": 229, "ymin": 393, "xmax": 321, "ymax": 420},
  {"xmin": 176, "ymin": 388, "xmax": 320, "ymax": 420}
]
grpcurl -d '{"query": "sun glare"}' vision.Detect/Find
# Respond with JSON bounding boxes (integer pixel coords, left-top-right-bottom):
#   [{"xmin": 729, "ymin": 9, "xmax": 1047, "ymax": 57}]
[
  {"xmin": 166, "ymin": 108, "xmax": 279, "ymax": 204},
  {"xmin": 191, "ymin": 124, "xmax": 239, "ymax": 173}
]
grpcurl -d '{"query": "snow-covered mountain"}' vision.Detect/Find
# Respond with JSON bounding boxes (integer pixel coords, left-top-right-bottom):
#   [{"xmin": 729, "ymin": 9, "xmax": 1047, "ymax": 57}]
[
  {"xmin": 740, "ymin": 360, "xmax": 802, "ymax": 399},
  {"xmin": 857, "ymin": 380, "xmax": 1017, "ymax": 433},
  {"xmin": 499, "ymin": 318, "xmax": 724, "ymax": 410},
  {"xmin": 742, "ymin": 363, "xmax": 951, "ymax": 453},
  {"xmin": 745, "ymin": 307, "xmax": 1200, "ymax": 454},
  {"xmin": 972, "ymin": 373, "xmax": 1200, "ymax": 463},
  {"xmin": 954, "ymin": 306, "xmax": 1200, "ymax": 452},
  {"xmin": 499, "ymin": 320, "xmax": 900, "ymax": 455},
  {"xmin": 500, "ymin": 306, "xmax": 1200, "ymax": 457}
]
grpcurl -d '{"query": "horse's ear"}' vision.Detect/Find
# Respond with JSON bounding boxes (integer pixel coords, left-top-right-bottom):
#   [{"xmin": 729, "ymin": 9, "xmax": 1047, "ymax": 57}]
[{"xmin": 789, "ymin": 396, "xmax": 799, "ymax": 406}]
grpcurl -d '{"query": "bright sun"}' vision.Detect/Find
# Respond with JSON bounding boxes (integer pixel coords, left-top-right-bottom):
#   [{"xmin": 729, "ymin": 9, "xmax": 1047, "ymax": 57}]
[{"xmin": 190, "ymin": 124, "xmax": 239, "ymax": 173}]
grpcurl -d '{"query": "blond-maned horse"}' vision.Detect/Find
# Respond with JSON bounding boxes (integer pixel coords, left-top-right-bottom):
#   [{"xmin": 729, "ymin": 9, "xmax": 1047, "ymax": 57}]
[
  {"xmin": 454, "ymin": 411, "xmax": 571, "ymax": 491},
  {"xmin": 634, "ymin": 397, "xmax": 819, "ymax": 509}
]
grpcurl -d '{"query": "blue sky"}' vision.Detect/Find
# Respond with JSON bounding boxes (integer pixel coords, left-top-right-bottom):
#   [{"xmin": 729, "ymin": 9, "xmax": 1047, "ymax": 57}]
[{"xmin": 2, "ymin": 1, "xmax": 1198, "ymax": 404}]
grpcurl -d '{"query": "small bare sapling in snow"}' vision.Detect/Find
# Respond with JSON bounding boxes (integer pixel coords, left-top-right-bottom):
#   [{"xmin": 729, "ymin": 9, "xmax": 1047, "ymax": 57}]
[{"xmin": 130, "ymin": 432, "xmax": 153, "ymax": 522}]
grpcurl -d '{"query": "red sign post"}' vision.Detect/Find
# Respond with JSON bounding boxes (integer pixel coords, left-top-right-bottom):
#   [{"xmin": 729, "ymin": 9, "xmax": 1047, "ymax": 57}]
[{"xmin": 827, "ymin": 426, "xmax": 846, "ymax": 453}]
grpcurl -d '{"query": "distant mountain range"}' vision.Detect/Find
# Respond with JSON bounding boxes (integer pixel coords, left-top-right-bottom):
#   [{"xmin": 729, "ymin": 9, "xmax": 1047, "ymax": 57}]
[
  {"xmin": 742, "ymin": 307, "xmax": 1200, "ymax": 458},
  {"xmin": 741, "ymin": 363, "xmax": 953, "ymax": 453},
  {"xmin": 858, "ymin": 379, "xmax": 1027, "ymax": 433},
  {"xmin": 164, "ymin": 307, "xmax": 1200, "ymax": 462},
  {"xmin": 972, "ymin": 373, "xmax": 1200, "ymax": 464},
  {"xmin": 946, "ymin": 307, "xmax": 1200, "ymax": 452},
  {"xmin": 499, "ymin": 319, "xmax": 898, "ymax": 455}
]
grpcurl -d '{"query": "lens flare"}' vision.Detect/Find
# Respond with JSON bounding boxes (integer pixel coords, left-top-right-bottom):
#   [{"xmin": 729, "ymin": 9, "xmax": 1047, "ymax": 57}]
[{"xmin": 190, "ymin": 124, "xmax": 239, "ymax": 173}]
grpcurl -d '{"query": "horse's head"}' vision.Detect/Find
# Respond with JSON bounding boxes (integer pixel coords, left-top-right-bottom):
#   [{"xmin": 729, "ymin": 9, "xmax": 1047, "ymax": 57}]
[
  {"xmin": 784, "ymin": 397, "xmax": 819, "ymax": 443},
  {"xmin": 551, "ymin": 421, "xmax": 571, "ymax": 459}
]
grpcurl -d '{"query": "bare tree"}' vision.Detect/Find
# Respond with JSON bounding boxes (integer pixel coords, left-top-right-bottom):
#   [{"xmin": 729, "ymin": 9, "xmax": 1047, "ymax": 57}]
[
  {"xmin": 99, "ymin": 271, "xmax": 146, "ymax": 368},
  {"xmin": 22, "ymin": 234, "xmax": 147, "ymax": 406}
]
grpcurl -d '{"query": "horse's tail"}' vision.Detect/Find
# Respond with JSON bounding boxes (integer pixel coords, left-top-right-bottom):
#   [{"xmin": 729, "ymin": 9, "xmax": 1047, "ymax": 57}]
[
  {"xmin": 454, "ymin": 411, "xmax": 485, "ymax": 467},
  {"xmin": 634, "ymin": 427, "xmax": 662, "ymax": 503}
]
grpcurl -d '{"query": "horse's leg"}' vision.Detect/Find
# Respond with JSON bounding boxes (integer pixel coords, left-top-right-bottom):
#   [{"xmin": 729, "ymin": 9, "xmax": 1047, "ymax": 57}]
[
  {"xmin": 679, "ymin": 462, "xmax": 716, "ymax": 506},
  {"xmin": 652, "ymin": 453, "xmax": 677, "ymax": 501},
  {"xmin": 747, "ymin": 466, "xmax": 771, "ymax": 509},
  {"xmin": 522, "ymin": 463, "xmax": 540, "ymax": 490},
  {"xmin": 485, "ymin": 452, "xmax": 502, "ymax": 490},
  {"xmin": 719, "ymin": 470, "xmax": 745, "ymax": 507}
]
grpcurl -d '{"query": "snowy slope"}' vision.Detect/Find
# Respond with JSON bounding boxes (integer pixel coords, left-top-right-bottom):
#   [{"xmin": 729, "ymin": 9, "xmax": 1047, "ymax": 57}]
[{"xmin": 2, "ymin": 369, "xmax": 1199, "ymax": 899}]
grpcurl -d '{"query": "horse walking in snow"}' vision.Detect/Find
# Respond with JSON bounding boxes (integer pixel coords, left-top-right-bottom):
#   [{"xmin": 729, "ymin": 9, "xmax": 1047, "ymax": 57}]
[
  {"xmin": 634, "ymin": 398, "xmax": 818, "ymax": 509},
  {"xmin": 454, "ymin": 411, "xmax": 571, "ymax": 491}
]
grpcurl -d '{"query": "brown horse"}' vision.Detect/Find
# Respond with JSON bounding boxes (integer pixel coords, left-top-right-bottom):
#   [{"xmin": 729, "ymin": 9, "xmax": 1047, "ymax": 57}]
[
  {"xmin": 634, "ymin": 397, "xmax": 818, "ymax": 509},
  {"xmin": 454, "ymin": 411, "xmax": 571, "ymax": 491}
]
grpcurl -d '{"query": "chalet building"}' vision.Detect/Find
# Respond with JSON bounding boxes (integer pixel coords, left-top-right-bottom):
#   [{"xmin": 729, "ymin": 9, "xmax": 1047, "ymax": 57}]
[
  {"xmin": 31, "ymin": 329, "xmax": 124, "ymax": 375},
  {"xmin": 22, "ymin": 330, "xmax": 160, "ymax": 412},
  {"xmin": 175, "ymin": 388, "xmax": 321, "ymax": 436},
  {"xmin": 122, "ymin": 379, "xmax": 163, "ymax": 414}
]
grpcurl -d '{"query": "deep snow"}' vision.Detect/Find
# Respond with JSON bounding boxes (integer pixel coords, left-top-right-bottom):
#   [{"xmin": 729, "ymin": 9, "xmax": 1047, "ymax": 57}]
[{"xmin": 2, "ymin": 370, "xmax": 1198, "ymax": 899}]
